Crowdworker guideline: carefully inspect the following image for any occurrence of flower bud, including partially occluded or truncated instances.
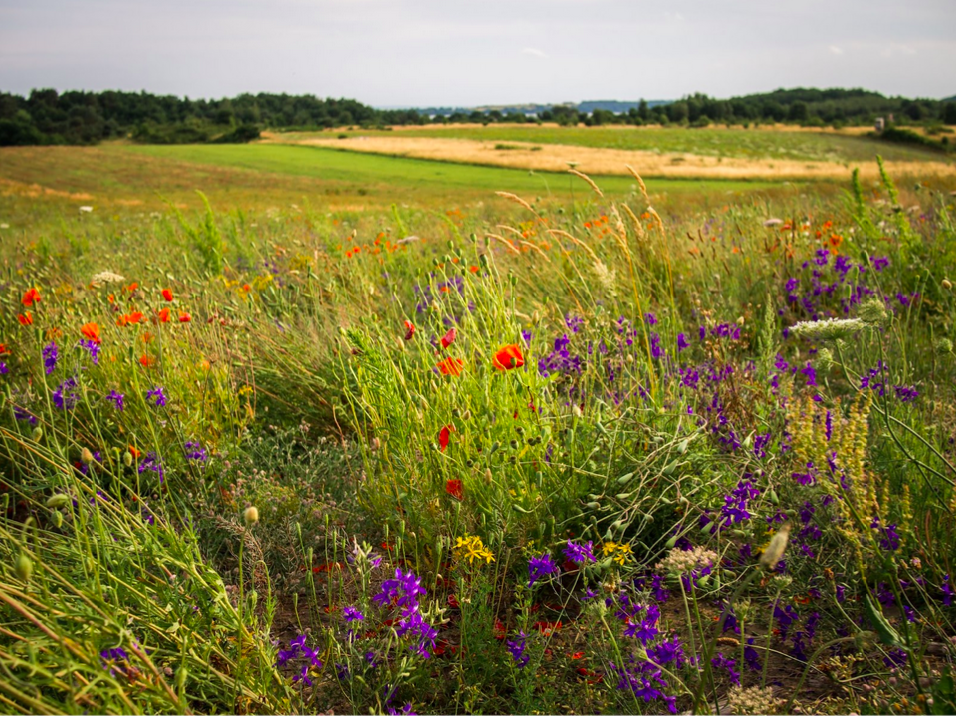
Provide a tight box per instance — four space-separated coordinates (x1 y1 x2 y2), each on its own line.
942 279 952 290
15 553 33 582
80 448 94 464
46 494 70 509
32 427 43 441
243 506 259 526
123 451 133 467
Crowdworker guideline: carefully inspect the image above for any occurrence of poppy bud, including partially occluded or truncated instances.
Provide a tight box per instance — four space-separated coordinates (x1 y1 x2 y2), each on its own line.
32 427 43 441
123 451 133 467
243 506 259 526
943 279 952 291
572 405 583 418
80 448 94 464
52 511 63 528
15 553 33 582
46 494 70 509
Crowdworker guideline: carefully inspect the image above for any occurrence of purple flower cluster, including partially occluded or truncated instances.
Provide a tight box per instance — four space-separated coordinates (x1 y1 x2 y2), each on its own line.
52 376 78 410
609 654 677 713
275 633 323 685
711 651 740 685
563 539 595 565
138 452 165 482
784 248 874 320
871 516 901 551
43 341 58 375
100 647 131 677
184 441 208 462
78 339 99 364
528 553 559 587
506 631 529 668
373 568 437 658
719 479 760 528
146 386 167 407
106 390 124 411
537 334 583 377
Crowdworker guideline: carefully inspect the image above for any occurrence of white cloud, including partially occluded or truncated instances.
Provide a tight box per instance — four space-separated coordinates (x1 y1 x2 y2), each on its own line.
521 47 547 58
829 45 843 55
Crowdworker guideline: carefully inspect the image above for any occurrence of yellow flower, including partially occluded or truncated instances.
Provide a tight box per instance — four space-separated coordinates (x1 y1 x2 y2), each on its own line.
602 541 632 565
454 535 495 565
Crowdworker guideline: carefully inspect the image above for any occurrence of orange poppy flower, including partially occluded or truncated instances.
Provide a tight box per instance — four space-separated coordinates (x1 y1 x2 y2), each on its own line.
0 344 8 355
139 354 155 368
21 288 41 306
445 479 463 500
492 344 524 371
129 445 141 458
125 282 138 293
80 322 101 344
404 320 415 340
469 265 480 273
178 311 191 323
18 312 33 326
157 308 170 323
161 288 173 302
242 284 251 292
437 357 464 376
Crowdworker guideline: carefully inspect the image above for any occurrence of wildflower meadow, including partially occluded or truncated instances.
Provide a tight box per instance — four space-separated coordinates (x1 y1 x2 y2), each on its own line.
1 151 955 716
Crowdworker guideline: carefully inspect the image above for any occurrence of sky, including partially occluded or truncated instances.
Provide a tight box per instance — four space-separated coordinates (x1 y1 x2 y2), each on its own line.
1 0 954 107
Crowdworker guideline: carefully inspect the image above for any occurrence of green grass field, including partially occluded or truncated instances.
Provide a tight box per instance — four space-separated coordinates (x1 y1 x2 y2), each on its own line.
284 124 950 163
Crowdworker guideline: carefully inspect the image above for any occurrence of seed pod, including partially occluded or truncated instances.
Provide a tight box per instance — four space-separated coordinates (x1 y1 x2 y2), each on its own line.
15 553 33 582
617 473 634 485
585 502 601 510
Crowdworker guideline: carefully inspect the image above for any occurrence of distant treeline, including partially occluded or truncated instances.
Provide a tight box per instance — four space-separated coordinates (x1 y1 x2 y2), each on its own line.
1 87 954 146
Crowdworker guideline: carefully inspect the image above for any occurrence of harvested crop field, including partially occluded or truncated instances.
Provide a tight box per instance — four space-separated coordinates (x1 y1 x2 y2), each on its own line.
265 133 956 181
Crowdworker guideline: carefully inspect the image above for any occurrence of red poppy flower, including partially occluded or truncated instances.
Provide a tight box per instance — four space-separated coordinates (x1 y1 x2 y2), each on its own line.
242 284 251 292
178 311 191 323
493 619 506 640
125 282 138 293
445 479 463 500
447 594 460 608
157 308 170 323
493 344 524 371
80 322 101 344
438 425 453 452
440 327 457 349
161 288 173 301
437 357 464 376
139 354 155 368
534 620 562 636
21 288 41 306
0 344 8 355
570 651 585 660
404 320 415 340
18 312 33 326
129 445 141 458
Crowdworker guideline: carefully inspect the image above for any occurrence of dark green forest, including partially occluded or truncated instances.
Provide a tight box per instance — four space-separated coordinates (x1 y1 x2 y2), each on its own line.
1 86 954 146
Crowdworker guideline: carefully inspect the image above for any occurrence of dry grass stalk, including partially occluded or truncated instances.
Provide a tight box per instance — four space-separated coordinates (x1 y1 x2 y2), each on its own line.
486 233 521 254
567 169 604 197
546 228 599 262
625 165 650 203
621 203 647 243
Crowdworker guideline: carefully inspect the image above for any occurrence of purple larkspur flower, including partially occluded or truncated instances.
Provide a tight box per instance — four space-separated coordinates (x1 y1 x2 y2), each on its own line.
43 341 58 375
146 386 167 407
106 390 124 411
528 553 559 587
564 539 595 565
184 441 207 462
343 606 364 623
78 339 100 365
506 631 529 668
52 376 78 410
677 332 689 352
100 647 131 676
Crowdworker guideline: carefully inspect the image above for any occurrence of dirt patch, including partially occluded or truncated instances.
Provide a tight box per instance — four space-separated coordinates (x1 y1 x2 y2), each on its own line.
263 135 956 182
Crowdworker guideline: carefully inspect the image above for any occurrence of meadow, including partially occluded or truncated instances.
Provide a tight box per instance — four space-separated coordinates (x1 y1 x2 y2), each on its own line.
0 136 955 715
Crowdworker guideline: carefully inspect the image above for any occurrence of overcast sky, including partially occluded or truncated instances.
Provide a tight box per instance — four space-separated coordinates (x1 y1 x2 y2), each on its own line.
1 0 954 107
